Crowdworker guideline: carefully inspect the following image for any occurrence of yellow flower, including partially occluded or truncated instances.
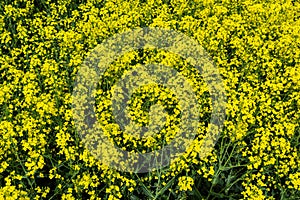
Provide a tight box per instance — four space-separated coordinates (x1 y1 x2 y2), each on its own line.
178 176 194 191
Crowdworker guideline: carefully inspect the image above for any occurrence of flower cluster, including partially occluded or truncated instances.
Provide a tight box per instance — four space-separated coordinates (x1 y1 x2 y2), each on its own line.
0 0 299 199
